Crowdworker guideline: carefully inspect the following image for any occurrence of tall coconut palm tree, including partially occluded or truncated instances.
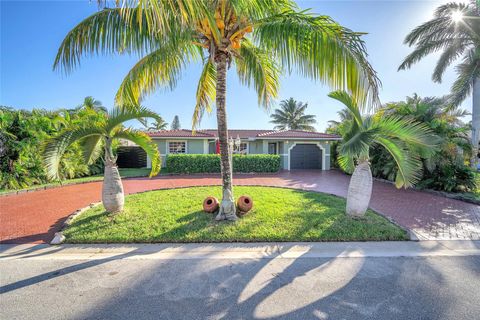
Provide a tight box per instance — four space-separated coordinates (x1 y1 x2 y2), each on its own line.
148 117 168 131
328 91 437 217
398 0 480 168
43 107 161 213
270 98 317 131
53 1 380 220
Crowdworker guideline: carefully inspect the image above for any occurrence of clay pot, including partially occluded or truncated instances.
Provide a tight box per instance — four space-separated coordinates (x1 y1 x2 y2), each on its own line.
203 196 219 213
237 195 253 214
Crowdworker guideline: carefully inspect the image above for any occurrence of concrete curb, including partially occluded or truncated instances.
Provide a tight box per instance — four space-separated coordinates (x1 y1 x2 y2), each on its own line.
3 241 480 260
50 202 102 245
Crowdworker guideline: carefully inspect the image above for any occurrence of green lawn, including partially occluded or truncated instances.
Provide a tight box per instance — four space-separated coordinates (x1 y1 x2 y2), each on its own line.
64 186 408 243
0 168 155 194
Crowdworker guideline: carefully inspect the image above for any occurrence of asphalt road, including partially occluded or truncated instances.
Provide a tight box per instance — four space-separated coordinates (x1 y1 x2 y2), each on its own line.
1 245 479 320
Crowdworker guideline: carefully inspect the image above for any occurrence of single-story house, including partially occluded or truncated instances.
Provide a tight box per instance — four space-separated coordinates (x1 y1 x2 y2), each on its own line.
142 129 341 170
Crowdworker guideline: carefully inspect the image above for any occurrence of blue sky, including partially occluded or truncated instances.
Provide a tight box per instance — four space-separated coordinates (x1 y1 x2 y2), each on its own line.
0 0 468 131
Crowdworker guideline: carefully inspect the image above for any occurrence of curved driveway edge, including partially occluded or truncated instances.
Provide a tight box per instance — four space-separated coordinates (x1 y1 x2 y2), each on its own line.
1 170 479 243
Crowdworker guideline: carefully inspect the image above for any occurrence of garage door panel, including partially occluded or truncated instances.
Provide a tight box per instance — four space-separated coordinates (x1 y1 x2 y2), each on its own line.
290 144 322 169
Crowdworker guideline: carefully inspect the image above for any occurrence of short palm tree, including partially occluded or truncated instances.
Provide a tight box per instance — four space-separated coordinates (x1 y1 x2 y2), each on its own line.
76 96 108 113
398 1 480 167
270 98 317 131
43 107 161 213
328 91 437 217
53 1 380 220
148 117 168 131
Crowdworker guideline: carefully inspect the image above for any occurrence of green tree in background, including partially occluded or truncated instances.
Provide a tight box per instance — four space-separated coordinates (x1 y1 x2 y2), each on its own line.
399 1 480 168
270 98 317 131
148 117 168 131
170 115 181 130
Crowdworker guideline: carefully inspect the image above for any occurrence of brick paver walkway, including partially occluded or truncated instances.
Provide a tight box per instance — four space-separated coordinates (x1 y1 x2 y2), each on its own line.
1 170 479 243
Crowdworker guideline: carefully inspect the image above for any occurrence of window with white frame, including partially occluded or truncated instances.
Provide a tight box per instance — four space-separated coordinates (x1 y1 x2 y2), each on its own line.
168 141 186 154
234 142 248 154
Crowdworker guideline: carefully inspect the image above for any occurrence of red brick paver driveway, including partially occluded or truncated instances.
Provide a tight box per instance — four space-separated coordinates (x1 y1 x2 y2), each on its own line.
1 170 479 243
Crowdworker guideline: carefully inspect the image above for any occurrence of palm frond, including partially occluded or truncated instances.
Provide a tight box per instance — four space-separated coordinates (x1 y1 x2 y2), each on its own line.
106 107 161 133
432 39 468 82
337 152 355 174
43 127 103 180
450 49 480 105
375 137 423 188
373 116 438 152
235 39 281 108
192 59 216 129
115 43 199 106
82 135 103 165
255 10 380 108
53 8 156 73
113 129 161 177
327 91 363 126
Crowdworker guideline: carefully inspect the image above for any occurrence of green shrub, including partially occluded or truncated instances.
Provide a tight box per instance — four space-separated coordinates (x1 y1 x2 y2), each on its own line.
166 154 281 174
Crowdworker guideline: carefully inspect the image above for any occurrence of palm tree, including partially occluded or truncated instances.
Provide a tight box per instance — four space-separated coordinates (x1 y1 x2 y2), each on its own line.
270 98 317 131
76 96 108 113
43 107 161 213
328 91 437 217
148 117 168 131
398 0 480 168
170 115 181 130
53 1 380 220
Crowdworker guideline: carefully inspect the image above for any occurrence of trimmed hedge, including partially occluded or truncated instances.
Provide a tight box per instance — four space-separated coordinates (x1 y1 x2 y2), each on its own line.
166 154 281 174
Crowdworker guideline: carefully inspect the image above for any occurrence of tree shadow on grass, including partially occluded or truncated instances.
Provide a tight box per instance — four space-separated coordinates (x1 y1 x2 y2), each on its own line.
64 187 406 243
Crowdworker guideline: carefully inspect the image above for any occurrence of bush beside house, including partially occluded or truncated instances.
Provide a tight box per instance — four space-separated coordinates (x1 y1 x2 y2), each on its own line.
166 154 281 174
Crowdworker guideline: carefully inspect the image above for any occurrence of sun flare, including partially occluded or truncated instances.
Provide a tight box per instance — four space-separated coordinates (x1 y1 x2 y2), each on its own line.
451 10 464 22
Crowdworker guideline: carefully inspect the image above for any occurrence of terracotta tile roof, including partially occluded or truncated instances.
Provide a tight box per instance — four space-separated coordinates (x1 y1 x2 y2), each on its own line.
258 130 341 139
147 129 214 137
202 129 273 139
147 129 340 140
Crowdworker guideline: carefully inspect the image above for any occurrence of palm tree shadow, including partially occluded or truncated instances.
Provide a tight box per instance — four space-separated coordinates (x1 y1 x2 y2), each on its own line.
3 242 476 319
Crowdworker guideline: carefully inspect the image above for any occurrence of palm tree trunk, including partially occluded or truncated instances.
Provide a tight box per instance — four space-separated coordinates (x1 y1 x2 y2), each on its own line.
470 76 480 168
214 51 237 221
102 138 124 213
346 160 373 217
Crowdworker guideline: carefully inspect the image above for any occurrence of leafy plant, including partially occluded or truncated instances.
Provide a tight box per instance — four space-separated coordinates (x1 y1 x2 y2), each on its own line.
166 154 280 174
371 94 476 192
0 106 105 190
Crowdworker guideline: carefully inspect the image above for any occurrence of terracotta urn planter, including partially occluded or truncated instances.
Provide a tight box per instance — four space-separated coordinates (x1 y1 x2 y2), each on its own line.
237 195 253 214
203 196 219 213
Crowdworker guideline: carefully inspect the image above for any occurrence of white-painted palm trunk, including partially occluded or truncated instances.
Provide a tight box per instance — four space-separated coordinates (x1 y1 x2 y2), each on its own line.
102 139 124 213
471 76 480 168
102 160 124 213
346 161 373 217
